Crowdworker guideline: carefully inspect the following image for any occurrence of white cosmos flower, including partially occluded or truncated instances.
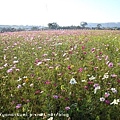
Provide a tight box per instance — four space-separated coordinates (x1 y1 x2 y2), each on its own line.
111 88 117 93
110 99 120 105
94 86 100 94
89 76 96 80
30 83 34 87
22 83 26 86
70 78 77 84
102 73 109 79
36 61 42 66
18 77 22 81
100 97 105 102
63 53 67 57
17 84 22 89
47 117 53 120
14 56 17 59
4 63 8 67
23 76 27 78
13 60 19 64
81 80 86 82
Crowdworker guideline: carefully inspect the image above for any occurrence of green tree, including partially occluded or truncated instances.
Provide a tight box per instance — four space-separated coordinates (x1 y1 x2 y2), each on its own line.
31 26 39 31
48 22 59 29
80 21 88 28
97 24 102 29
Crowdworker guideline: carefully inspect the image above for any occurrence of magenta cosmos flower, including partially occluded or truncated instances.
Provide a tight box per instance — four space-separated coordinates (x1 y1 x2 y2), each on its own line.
117 79 120 83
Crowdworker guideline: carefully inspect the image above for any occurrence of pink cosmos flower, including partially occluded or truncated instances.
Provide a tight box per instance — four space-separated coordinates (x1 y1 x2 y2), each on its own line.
35 90 41 94
105 92 110 98
88 81 94 84
108 62 113 68
65 106 70 110
84 86 88 90
45 80 51 85
111 74 117 78
42 54 47 57
7 68 13 73
35 59 42 66
35 59 40 63
105 55 109 61
53 95 59 99
78 68 83 72
16 104 22 109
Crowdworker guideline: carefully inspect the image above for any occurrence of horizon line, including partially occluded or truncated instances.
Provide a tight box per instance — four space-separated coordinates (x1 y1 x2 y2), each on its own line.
0 22 120 26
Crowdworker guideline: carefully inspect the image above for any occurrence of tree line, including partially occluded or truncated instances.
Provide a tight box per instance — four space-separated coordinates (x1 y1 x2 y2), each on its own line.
0 21 120 33
48 22 120 30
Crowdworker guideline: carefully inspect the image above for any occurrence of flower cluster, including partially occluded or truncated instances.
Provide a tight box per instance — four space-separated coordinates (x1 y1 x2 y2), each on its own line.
0 30 120 119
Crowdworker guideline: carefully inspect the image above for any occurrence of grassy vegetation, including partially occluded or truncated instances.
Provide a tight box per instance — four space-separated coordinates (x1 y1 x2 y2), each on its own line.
0 30 120 120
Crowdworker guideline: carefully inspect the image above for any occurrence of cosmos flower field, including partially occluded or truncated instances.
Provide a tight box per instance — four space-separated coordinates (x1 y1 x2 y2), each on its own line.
0 30 120 120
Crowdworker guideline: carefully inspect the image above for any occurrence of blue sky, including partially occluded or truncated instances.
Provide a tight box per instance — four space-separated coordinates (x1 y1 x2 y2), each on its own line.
0 0 120 26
